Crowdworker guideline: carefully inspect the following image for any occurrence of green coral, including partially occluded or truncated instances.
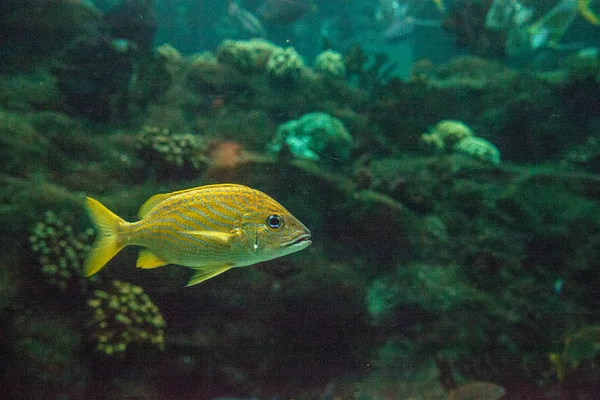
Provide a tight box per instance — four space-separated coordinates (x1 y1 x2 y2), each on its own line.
216 38 280 72
266 46 306 82
314 50 346 79
421 119 473 152
268 112 353 163
421 120 500 165
29 211 96 291
454 136 501 165
87 280 166 355
136 125 208 175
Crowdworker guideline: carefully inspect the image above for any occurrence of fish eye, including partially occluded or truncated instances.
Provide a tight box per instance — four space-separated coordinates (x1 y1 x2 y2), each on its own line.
266 214 284 229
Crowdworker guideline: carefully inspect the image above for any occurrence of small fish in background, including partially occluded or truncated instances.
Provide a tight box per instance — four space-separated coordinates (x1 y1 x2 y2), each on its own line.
228 0 266 38
258 0 316 24
527 0 580 49
485 0 533 31
506 0 599 54
84 184 311 287
381 0 443 42
382 1 415 41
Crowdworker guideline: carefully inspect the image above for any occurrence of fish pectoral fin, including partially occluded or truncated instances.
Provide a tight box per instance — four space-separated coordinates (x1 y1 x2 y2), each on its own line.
186 265 233 287
137 250 169 269
180 230 237 245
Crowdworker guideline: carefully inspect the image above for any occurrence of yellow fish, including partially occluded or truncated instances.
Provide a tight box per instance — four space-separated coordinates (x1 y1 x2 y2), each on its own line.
84 184 311 286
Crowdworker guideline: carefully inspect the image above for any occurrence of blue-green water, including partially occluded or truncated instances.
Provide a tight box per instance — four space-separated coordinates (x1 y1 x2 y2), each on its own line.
1 0 600 398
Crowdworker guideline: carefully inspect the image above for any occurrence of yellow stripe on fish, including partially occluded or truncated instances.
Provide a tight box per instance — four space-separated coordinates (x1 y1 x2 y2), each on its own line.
84 184 311 286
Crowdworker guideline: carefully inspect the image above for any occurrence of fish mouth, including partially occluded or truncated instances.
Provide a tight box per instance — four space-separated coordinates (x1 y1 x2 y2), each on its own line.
283 233 312 248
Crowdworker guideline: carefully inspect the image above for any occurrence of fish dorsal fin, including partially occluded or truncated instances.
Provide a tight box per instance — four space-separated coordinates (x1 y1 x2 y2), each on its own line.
137 184 251 219
138 193 172 219
137 249 169 269
186 264 233 286
180 230 237 245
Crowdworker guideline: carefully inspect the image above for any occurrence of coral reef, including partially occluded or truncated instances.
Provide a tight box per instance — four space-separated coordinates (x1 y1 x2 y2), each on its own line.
2 28 600 398
29 211 96 291
87 280 165 356
268 112 353 163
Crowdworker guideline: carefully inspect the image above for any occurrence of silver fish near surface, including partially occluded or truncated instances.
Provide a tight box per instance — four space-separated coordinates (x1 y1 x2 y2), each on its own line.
258 0 315 24
228 0 266 37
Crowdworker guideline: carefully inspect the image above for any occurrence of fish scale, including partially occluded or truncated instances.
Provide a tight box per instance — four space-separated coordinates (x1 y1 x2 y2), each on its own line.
83 184 311 286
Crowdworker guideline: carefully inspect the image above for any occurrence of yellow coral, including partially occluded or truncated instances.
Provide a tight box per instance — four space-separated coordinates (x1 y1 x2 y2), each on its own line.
30 211 96 291
87 280 166 355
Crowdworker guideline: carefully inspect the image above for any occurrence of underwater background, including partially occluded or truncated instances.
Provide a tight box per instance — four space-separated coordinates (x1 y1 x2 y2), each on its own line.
1 0 600 398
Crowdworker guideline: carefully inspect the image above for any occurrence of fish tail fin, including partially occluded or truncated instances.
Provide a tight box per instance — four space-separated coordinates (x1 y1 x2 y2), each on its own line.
84 196 127 277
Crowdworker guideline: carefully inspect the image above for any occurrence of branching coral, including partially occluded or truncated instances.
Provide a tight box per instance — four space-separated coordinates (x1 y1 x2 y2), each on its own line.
87 280 165 355
30 211 168 357
29 211 96 291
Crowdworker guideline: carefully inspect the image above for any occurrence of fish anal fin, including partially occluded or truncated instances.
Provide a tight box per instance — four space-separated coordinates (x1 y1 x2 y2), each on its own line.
186 265 232 287
137 249 169 269
181 230 237 245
